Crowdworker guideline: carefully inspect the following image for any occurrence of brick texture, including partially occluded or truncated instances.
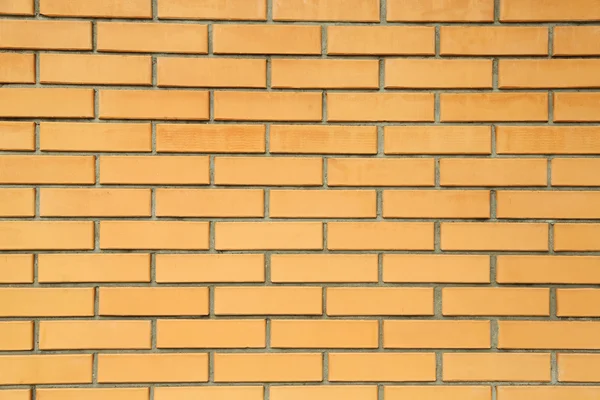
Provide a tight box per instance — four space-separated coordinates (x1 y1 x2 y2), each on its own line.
0 0 597 396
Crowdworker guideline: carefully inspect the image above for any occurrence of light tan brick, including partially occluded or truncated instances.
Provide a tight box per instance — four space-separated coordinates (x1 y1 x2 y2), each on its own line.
327 288 434 316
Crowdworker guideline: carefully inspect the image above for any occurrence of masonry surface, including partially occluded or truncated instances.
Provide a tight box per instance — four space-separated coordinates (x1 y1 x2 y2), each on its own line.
0 0 600 399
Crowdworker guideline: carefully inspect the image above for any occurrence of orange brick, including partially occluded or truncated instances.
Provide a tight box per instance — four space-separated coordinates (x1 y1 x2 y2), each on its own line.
40 0 150 17
443 288 550 316
155 387 262 400
38 254 150 283
327 26 435 55
41 122 151 152
498 191 600 219
501 0 600 21
384 126 491 154
271 386 377 400
552 158 600 186
0 322 33 351
37 388 149 400
99 90 209 120
329 353 436 382
0 355 92 385
554 26 600 56
498 126 600 154
156 254 265 283
0 288 94 317
0 189 34 217
328 93 434 122
440 158 547 186
156 189 263 217
271 320 378 348
442 222 548 251
0 390 30 400
158 58 266 88
499 321 600 349
557 289 600 317
0 221 94 250
385 387 491 400
159 0 266 19
100 156 209 185
157 319 265 348
41 54 151 85
100 221 209 250
0 20 91 50
215 287 322 315
40 320 151 350
386 59 492 89
214 25 320 54
328 158 434 186
97 22 207 53
327 287 434 316
214 353 322 382
215 157 322 185
216 222 322 250
271 254 378 283
497 255 600 284
443 353 551 382
0 255 33 284
41 188 151 217
274 0 379 21
0 0 33 15
0 53 34 83
270 190 376 218
440 27 548 55
384 190 490 218
215 91 321 121
558 354 600 382
270 125 377 154
272 59 378 89
99 287 208 316
554 223 600 251
384 320 490 349
0 155 94 184
0 122 34 151
441 93 548 122
98 354 208 383
500 60 600 89
497 386 600 400
383 255 490 283
0 88 94 118
157 124 265 153
328 222 434 251
554 93 600 122
388 0 493 21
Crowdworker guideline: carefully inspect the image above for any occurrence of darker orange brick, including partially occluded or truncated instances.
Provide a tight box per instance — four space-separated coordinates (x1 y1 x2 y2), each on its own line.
384 126 491 154
388 0 494 21
0 88 94 118
157 124 265 153
0 53 34 83
214 25 321 55
328 93 434 122
440 93 548 122
272 59 379 89
499 60 600 88
215 92 322 121
386 59 492 89
274 0 379 21
270 125 377 154
554 93 600 122
327 26 435 55
497 126 600 154
501 0 600 21
440 26 548 55
158 0 266 20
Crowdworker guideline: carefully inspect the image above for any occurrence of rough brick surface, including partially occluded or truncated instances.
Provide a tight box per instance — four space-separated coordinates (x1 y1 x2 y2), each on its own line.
0 0 598 397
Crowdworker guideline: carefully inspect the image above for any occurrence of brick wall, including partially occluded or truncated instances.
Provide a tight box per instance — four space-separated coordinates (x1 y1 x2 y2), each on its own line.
1 0 600 399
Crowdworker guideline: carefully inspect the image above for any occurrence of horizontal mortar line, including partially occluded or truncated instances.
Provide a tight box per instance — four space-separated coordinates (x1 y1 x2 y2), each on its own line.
2 250 600 255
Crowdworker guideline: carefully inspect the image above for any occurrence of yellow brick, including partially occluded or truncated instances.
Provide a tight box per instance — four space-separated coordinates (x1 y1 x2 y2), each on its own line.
39 320 151 350
155 254 265 283
157 319 265 348
156 189 263 217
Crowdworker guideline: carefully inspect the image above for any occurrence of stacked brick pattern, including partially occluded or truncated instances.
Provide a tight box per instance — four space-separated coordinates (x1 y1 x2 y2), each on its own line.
1 0 600 399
